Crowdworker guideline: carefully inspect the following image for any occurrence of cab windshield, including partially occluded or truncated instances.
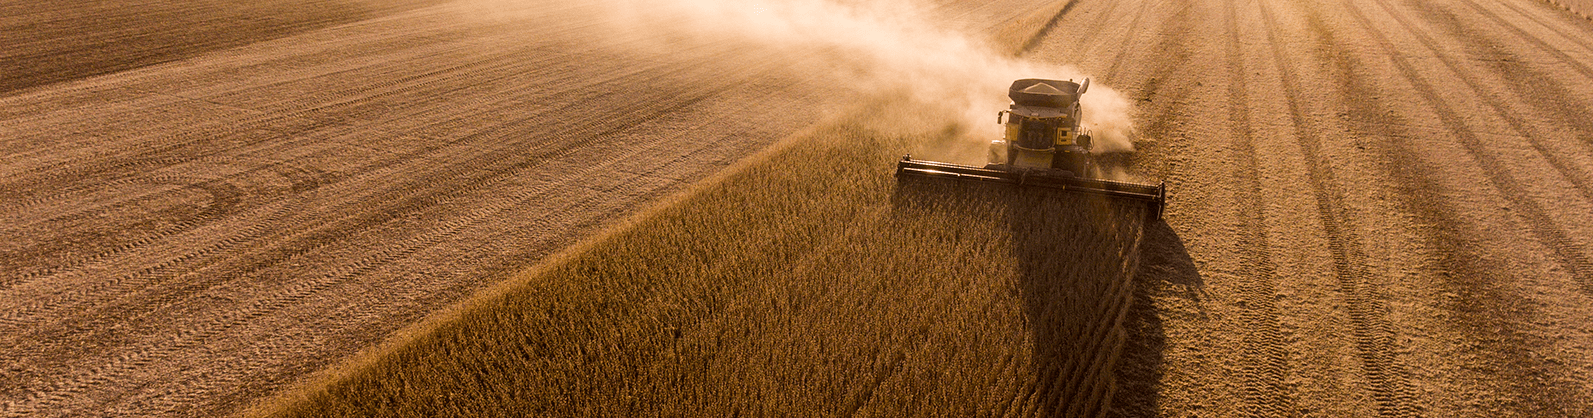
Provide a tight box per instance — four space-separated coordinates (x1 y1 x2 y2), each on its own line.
1011 115 1063 149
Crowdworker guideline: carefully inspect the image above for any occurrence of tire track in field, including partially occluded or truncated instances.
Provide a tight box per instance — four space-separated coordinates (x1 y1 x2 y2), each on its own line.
7 55 807 415
1224 0 1295 415
1368 0 1593 266
0 117 303 225
2 94 529 311
1071 0 1193 185
1021 0 1126 61
0 119 276 211
1 176 244 270
1102 0 1158 83
0 18 500 174
1397 0 1593 293
0 38 749 324
1125 0 1196 178
14 150 651 414
1257 2 1420 416
0 36 486 198
0 42 777 376
0 42 527 218
1492 0 1593 55
1408 0 1593 157
0 19 455 123
0 161 334 291
1 64 756 370
209 42 531 117
1411 8 1593 207
1330 0 1587 414
1454 0 1593 80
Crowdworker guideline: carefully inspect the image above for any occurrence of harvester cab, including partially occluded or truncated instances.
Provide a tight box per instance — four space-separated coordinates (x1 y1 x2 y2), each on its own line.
896 78 1168 220
991 78 1093 176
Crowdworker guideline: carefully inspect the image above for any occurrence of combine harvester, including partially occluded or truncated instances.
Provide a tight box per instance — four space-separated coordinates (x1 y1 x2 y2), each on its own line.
896 78 1167 219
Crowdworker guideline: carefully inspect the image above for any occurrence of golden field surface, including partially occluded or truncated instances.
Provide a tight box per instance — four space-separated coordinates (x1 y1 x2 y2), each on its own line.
5 0 1593 416
257 114 1153 416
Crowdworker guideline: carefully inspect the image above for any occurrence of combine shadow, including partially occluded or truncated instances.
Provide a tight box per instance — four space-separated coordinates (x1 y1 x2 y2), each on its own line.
891 175 1200 417
1108 220 1202 417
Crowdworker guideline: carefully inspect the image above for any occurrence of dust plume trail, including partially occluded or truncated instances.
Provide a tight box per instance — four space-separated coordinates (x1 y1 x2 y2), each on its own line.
469 0 1137 158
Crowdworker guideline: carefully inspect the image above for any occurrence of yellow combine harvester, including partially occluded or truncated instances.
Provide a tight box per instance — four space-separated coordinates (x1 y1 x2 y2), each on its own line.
896 78 1167 219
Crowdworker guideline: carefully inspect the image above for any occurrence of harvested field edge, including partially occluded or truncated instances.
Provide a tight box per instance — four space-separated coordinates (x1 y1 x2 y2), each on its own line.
992 0 1078 57
245 98 1151 416
238 114 831 417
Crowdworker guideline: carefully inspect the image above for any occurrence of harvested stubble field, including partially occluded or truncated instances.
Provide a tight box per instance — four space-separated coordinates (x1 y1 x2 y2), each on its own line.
0 0 437 95
256 109 1153 417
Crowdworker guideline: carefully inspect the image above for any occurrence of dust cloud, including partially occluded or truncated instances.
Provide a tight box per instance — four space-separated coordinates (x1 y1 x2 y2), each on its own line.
468 0 1138 159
